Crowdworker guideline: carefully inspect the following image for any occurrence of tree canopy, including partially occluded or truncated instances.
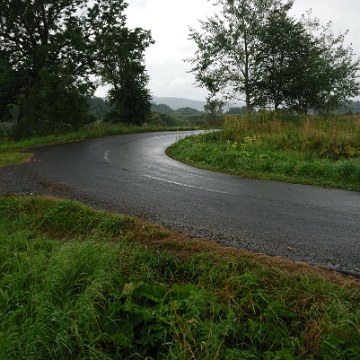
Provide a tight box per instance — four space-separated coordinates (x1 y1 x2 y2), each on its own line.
0 0 154 137
187 0 292 112
187 0 360 114
151 103 175 114
174 107 200 115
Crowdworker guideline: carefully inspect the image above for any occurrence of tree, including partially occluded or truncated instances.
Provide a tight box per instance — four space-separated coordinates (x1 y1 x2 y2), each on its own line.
104 61 152 125
305 18 360 114
186 0 293 112
0 55 25 123
87 96 112 121
253 11 360 114
150 112 177 126
0 0 153 137
19 67 95 136
89 5 154 125
252 11 318 113
187 1 359 115
204 97 224 124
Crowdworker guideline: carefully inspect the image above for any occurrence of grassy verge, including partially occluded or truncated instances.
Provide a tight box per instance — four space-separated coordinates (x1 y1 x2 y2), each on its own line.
0 123 199 166
0 151 33 166
1 195 360 359
167 114 360 191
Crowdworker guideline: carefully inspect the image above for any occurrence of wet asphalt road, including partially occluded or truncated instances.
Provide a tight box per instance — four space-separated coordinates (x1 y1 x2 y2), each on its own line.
18 131 360 275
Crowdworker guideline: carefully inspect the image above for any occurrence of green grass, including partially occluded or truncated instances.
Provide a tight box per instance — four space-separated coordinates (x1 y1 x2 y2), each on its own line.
0 123 199 166
1 195 360 359
167 114 360 191
0 151 33 166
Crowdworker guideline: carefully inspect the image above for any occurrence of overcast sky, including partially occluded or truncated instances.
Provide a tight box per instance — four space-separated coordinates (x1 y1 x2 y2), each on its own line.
95 0 360 101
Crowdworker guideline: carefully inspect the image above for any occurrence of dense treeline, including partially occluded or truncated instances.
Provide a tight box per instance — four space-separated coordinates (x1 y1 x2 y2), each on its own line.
0 97 220 139
151 103 200 115
150 103 207 126
88 97 112 120
226 106 247 115
151 103 174 114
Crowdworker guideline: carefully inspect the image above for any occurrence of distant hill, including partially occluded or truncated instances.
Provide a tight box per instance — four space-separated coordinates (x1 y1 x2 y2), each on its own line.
152 96 246 112
152 97 207 112
349 100 360 114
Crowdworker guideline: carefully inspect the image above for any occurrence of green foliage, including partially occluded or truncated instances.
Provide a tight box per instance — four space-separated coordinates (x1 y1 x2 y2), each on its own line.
226 106 247 115
0 196 360 358
103 55 153 126
0 57 26 121
276 10 360 114
87 97 112 121
253 12 318 113
320 314 360 359
149 105 207 127
174 107 201 116
151 103 203 115
0 0 153 137
16 67 95 138
222 113 360 161
151 103 175 114
187 0 359 114
168 113 360 190
150 111 177 126
186 0 294 112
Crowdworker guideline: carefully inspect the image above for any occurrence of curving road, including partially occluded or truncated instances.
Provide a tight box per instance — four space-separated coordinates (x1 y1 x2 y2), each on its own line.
25 131 360 275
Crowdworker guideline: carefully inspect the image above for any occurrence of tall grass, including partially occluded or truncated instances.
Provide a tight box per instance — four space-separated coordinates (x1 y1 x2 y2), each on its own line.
222 112 360 159
167 113 360 190
1 195 360 359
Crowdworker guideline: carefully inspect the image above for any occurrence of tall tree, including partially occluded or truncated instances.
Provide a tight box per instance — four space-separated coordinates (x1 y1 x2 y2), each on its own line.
187 1 359 115
253 10 360 114
307 20 360 114
0 0 153 137
186 0 293 112
252 11 318 113
85 1 154 125
104 64 152 125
